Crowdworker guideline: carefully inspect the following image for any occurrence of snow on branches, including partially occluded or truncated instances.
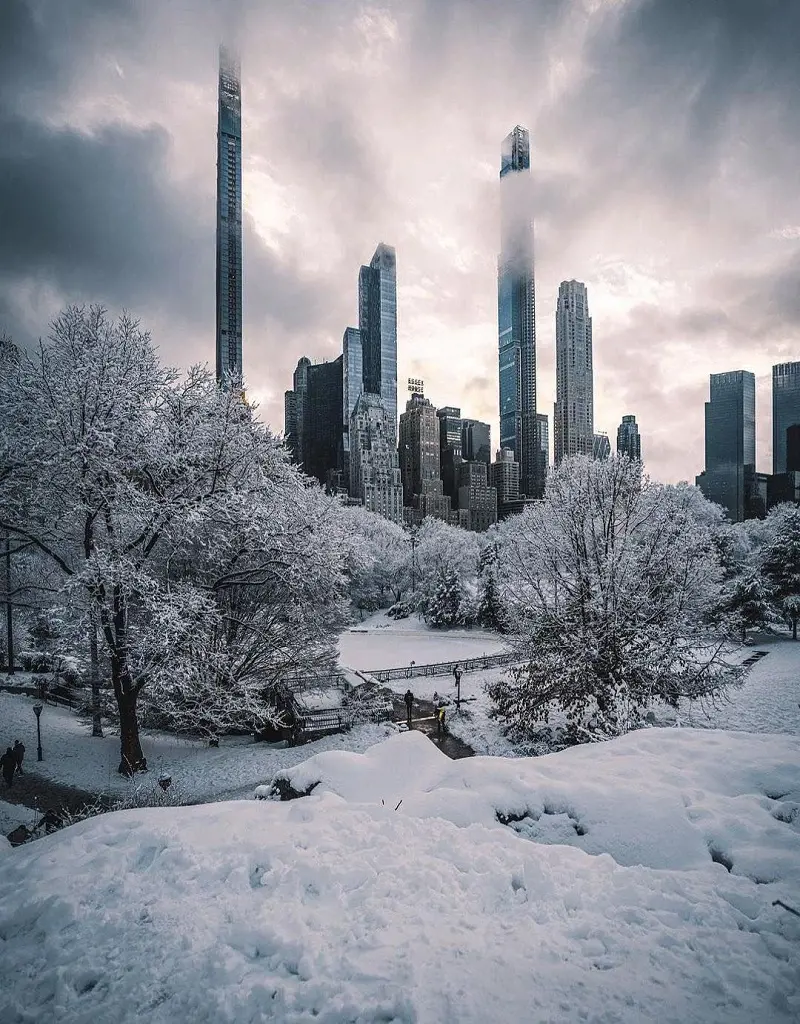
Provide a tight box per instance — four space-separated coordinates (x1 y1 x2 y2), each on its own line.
0 307 347 770
489 456 742 741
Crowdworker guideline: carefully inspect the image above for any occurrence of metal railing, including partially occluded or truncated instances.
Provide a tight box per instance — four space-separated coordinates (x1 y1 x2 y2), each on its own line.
366 650 517 684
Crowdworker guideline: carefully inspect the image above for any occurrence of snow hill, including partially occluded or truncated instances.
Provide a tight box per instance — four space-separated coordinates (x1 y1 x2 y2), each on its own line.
1 728 798 1023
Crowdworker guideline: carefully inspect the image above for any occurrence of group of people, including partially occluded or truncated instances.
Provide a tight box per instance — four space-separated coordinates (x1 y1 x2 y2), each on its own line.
403 664 463 737
1 740 25 787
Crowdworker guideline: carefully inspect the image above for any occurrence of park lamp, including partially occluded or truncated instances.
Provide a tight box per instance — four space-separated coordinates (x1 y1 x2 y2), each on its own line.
33 702 43 761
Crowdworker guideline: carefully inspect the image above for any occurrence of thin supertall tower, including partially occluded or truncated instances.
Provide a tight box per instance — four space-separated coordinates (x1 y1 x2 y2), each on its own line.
215 45 243 383
554 280 594 464
498 126 540 497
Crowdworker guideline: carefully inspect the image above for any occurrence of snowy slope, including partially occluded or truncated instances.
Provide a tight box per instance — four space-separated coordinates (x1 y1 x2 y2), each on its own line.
1 730 798 1023
0 691 398 802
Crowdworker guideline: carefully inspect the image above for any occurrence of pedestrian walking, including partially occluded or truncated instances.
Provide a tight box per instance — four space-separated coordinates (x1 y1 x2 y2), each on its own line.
12 739 25 775
1 747 15 788
404 689 414 729
436 705 446 737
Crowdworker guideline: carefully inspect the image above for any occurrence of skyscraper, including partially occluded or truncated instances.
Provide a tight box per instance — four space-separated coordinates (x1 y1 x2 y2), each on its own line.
773 362 800 475
349 393 404 524
437 406 462 501
696 370 756 522
593 433 611 460
304 358 343 486
617 414 641 460
359 244 398 438
461 419 491 465
398 392 442 505
342 327 363 480
215 46 243 383
535 412 549 487
498 126 540 497
284 356 310 465
490 448 520 508
554 280 594 465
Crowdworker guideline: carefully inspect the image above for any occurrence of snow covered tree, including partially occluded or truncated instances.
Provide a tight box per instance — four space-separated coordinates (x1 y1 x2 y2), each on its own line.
415 517 480 606
340 507 410 612
425 567 463 628
760 503 800 639
489 456 741 741
0 306 346 772
476 543 507 632
713 523 772 641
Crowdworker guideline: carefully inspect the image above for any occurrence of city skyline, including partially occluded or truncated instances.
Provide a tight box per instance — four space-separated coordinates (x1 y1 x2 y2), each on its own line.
1 2 798 486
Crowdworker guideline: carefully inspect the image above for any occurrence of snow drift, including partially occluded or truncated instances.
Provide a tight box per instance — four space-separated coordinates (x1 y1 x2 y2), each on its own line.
1 730 798 1023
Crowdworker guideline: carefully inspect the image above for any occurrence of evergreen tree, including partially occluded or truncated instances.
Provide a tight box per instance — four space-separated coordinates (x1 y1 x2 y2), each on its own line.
476 545 507 632
426 567 463 628
761 503 800 639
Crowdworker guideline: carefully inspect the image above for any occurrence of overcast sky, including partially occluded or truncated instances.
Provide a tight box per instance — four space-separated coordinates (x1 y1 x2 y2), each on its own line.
1 0 798 482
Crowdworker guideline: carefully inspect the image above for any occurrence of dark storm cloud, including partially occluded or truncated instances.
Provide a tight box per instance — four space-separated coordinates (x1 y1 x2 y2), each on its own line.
0 0 798 480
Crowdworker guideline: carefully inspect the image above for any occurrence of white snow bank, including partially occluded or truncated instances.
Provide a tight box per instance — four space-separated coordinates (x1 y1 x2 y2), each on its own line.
272 729 800 889
1 779 798 1022
0 799 39 839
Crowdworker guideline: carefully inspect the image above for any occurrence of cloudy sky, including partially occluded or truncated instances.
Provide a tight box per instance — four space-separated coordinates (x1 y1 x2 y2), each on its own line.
1 0 798 482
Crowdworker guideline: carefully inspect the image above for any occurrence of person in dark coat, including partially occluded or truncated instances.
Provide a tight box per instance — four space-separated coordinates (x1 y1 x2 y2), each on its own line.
13 739 25 775
404 689 414 728
1 747 15 788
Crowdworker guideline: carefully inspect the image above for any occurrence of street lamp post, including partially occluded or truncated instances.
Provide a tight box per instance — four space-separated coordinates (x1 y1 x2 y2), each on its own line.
33 702 43 761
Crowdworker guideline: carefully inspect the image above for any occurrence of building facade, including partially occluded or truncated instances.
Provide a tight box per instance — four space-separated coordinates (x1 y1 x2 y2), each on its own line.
535 412 549 491
215 46 243 383
554 280 594 465
304 358 343 486
773 362 800 475
342 327 363 480
593 433 611 460
284 356 310 465
617 414 641 460
461 419 491 465
359 244 398 440
349 393 403 524
398 392 441 505
457 461 498 532
696 370 757 522
490 448 520 511
437 406 462 501
498 126 541 498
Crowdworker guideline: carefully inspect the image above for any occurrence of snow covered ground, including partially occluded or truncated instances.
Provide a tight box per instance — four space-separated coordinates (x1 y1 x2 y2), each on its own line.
0 799 38 838
338 610 507 670
0 691 398 804
414 636 800 757
1 728 798 1023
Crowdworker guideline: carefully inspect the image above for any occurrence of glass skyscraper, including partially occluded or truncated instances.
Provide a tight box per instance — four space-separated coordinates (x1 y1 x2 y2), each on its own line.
342 327 363 479
773 362 800 475
617 414 641 460
554 281 594 465
498 126 540 497
697 370 756 522
359 244 397 439
215 46 243 383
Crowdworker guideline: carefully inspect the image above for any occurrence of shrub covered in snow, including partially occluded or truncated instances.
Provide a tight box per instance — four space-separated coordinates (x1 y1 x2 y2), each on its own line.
491 456 742 741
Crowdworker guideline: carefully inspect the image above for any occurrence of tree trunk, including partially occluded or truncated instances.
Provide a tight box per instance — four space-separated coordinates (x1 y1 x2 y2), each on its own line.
117 687 146 776
793 616 797 641
4 530 13 675
89 605 103 737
